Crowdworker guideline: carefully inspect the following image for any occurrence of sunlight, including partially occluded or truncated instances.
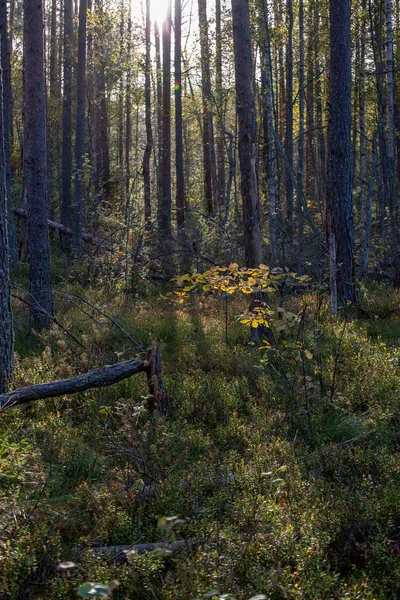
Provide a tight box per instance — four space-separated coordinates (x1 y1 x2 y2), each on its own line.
150 0 170 27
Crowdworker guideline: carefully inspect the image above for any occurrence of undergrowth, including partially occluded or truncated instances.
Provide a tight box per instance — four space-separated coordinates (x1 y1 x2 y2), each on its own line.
1 279 400 599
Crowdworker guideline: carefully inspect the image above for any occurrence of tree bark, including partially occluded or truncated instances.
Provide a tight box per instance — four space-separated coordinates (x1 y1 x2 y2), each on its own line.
296 0 305 254
326 0 355 309
23 0 54 327
0 53 13 394
231 0 263 267
175 0 185 230
285 0 294 250
0 0 17 270
143 0 153 227
159 2 172 242
14 206 111 248
215 0 225 206
0 344 166 413
61 0 73 254
261 0 277 263
73 0 87 259
198 0 218 213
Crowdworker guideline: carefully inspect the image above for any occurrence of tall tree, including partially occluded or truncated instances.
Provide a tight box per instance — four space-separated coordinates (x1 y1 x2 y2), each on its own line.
143 0 152 227
47 0 59 221
93 0 110 200
198 0 217 213
385 0 399 274
326 0 355 310
61 0 73 253
231 0 263 267
0 0 17 270
261 0 277 263
23 0 54 327
175 0 185 230
73 0 87 258
285 0 294 249
0 55 13 393
296 0 305 251
215 0 225 206
159 2 172 241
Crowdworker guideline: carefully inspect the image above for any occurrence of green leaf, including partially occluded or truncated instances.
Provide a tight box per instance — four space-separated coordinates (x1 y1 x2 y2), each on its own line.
77 582 119 599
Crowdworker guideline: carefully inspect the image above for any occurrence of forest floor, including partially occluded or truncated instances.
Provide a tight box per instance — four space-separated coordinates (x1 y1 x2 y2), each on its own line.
1 275 400 599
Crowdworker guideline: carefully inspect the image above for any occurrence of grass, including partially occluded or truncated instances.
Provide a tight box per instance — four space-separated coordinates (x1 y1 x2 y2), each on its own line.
1 279 400 599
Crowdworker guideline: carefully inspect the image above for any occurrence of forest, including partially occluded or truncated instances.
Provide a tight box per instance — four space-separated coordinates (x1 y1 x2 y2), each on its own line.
1 0 400 597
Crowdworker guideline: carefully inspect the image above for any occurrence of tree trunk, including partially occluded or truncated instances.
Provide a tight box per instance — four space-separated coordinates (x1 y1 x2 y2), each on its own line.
0 0 17 271
359 0 368 244
285 0 294 250
296 0 305 254
261 0 277 263
231 0 263 268
158 2 172 241
175 0 185 230
215 0 225 206
47 0 59 221
326 0 355 309
61 0 73 254
155 22 163 213
143 0 153 227
93 0 110 201
198 0 218 213
0 54 13 393
125 11 131 202
385 0 399 275
23 0 54 327
73 0 87 259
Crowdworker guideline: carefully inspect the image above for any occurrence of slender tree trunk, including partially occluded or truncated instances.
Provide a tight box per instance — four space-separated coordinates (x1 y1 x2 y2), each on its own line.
175 0 185 230
215 0 225 206
0 0 17 270
296 0 305 253
47 0 58 221
327 0 355 309
61 0 73 253
159 1 172 241
231 0 263 267
72 0 87 259
93 0 110 201
198 0 215 214
359 0 368 243
305 0 316 204
385 0 399 275
361 132 378 279
143 0 153 228
23 0 54 327
8 0 15 149
0 54 13 393
155 22 163 217
261 0 277 263
285 0 294 250
125 11 131 201
118 0 124 169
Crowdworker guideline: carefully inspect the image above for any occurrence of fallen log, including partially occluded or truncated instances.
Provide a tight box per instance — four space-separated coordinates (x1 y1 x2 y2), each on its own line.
0 343 167 413
13 207 112 249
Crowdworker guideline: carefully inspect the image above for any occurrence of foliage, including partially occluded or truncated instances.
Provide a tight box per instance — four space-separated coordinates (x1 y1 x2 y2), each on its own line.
2 280 400 598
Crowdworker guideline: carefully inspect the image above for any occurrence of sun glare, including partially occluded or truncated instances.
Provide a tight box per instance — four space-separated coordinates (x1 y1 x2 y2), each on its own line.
150 0 170 27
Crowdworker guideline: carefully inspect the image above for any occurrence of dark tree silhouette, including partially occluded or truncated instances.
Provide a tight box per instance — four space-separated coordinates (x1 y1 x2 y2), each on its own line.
23 0 54 327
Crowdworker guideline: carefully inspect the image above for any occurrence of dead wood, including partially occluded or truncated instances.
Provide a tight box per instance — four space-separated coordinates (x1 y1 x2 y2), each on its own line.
0 344 167 412
13 207 112 249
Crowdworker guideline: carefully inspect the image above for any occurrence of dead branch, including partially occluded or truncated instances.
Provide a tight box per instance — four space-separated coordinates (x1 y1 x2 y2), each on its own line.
13 207 112 249
0 344 167 412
